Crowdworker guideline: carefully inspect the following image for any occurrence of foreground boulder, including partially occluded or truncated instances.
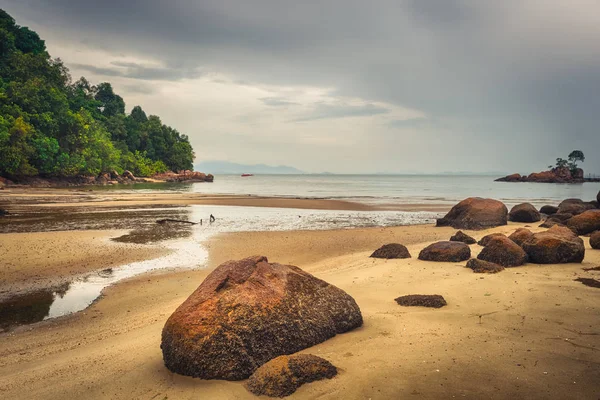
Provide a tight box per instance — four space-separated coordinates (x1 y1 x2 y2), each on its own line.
449 231 476 244
161 256 362 380
522 226 585 264
418 241 470 262
370 243 411 259
540 205 559 215
508 228 534 247
246 354 337 397
436 197 508 230
590 231 600 249
567 210 600 235
394 294 447 308
508 203 541 223
478 233 507 247
466 259 504 273
477 236 528 267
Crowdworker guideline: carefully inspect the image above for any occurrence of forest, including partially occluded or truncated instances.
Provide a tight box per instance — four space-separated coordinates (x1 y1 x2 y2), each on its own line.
0 9 195 179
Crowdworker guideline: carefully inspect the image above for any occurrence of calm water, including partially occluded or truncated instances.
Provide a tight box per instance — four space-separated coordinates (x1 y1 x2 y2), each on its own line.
95 174 600 208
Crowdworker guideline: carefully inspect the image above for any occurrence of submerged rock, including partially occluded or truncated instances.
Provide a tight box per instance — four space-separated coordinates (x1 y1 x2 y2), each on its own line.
477 236 528 267
508 203 541 223
370 243 411 259
477 233 507 247
418 241 471 262
160 256 362 380
246 354 337 397
590 231 600 249
394 294 447 308
466 259 505 273
449 231 477 245
508 228 534 247
436 197 508 230
567 210 600 235
522 226 585 264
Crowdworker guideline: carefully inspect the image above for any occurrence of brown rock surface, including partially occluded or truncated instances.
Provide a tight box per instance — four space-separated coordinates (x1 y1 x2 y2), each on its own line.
477 236 528 267
508 203 541 222
418 241 471 262
540 205 559 215
558 198 595 216
394 294 447 308
160 256 363 380
567 210 600 235
246 354 337 397
590 231 600 249
508 228 534 247
522 226 585 264
466 259 505 273
436 197 508 230
449 231 477 245
370 243 411 259
477 233 507 247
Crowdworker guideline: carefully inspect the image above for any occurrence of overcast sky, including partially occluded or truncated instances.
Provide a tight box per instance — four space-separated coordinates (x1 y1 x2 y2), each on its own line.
4 0 600 174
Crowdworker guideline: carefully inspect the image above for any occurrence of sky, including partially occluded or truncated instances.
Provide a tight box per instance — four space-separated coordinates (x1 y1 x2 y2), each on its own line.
3 0 600 174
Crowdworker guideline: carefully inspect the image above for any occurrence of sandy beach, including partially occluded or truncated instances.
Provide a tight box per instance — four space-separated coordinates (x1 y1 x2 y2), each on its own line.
0 197 599 399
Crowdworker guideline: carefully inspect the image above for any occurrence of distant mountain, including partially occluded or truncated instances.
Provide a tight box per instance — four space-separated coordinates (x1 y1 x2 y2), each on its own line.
195 161 304 174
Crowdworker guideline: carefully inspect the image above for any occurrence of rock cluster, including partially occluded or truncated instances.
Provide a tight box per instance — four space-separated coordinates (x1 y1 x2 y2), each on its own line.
436 197 508 230
370 243 411 259
508 228 534 247
495 167 592 183
153 170 214 182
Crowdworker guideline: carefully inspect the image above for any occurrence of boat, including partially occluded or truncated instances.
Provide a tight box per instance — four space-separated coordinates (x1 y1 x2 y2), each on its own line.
241 173 254 177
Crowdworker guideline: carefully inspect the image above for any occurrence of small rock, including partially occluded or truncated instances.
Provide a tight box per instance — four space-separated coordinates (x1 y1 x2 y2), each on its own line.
394 294 447 308
466 259 505 273
477 236 528 267
449 231 477 245
370 243 411 259
590 231 600 249
418 241 471 262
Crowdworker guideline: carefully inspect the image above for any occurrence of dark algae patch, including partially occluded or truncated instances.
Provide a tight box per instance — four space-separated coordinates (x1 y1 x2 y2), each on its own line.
575 278 600 288
395 294 447 308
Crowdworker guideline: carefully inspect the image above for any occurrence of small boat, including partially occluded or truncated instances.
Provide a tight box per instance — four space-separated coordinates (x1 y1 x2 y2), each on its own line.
241 173 254 177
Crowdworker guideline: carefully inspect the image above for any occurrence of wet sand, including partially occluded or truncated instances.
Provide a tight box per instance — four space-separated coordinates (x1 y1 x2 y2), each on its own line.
1 222 599 399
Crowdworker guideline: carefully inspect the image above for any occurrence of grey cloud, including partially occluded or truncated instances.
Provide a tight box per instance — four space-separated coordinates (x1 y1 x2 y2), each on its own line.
71 61 202 81
294 103 390 122
259 97 299 107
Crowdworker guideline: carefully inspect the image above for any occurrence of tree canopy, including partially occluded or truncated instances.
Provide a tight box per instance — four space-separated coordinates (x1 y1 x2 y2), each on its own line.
548 150 585 173
0 9 195 178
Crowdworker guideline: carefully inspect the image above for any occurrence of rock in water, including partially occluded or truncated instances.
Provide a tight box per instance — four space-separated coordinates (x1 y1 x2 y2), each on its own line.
477 233 507 247
449 231 477 244
418 241 471 262
567 210 600 235
540 205 559 215
477 236 528 267
522 226 585 264
466 259 505 273
394 294 447 308
590 231 600 249
508 228 534 247
508 203 541 222
160 256 362 380
436 197 508 230
370 243 411 259
246 354 337 397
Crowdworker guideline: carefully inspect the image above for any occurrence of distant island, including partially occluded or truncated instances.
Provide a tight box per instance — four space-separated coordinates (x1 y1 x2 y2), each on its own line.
195 161 304 175
0 10 201 186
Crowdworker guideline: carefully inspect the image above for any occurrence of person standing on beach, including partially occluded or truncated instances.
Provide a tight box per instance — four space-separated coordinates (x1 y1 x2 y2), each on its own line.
210 214 216 223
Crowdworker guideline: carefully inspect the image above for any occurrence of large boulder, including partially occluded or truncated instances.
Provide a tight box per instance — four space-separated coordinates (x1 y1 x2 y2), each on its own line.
508 228 534 247
540 205 559 215
161 256 362 380
495 173 523 182
558 198 595 216
370 243 411 259
466 259 504 273
567 210 600 235
449 231 477 244
246 354 337 397
477 236 528 267
590 231 600 249
436 197 508 230
508 203 541 222
418 241 471 262
478 233 507 247
522 226 585 264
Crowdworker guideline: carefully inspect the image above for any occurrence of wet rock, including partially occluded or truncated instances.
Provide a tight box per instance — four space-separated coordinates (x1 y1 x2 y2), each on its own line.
477 233 507 247
394 294 447 308
508 228 534 247
418 241 471 262
160 256 362 380
436 197 508 230
508 203 541 223
370 243 411 259
540 205 559 215
522 225 585 264
567 210 600 235
590 231 600 249
477 236 528 267
246 354 337 397
558 198 595 216
466 259 505 273
495 173 523 182
449 231 476 245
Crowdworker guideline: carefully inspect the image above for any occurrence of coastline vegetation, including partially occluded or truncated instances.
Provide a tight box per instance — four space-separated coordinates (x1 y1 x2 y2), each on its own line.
0 9 194 180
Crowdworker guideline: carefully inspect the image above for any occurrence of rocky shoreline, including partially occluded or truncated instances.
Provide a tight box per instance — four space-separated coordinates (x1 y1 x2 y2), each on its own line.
496 166 600 183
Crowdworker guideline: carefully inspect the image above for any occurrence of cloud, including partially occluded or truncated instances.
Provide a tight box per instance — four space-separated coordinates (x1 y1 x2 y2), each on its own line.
293 102 390 122
259 97 299 107
70 61 202 81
